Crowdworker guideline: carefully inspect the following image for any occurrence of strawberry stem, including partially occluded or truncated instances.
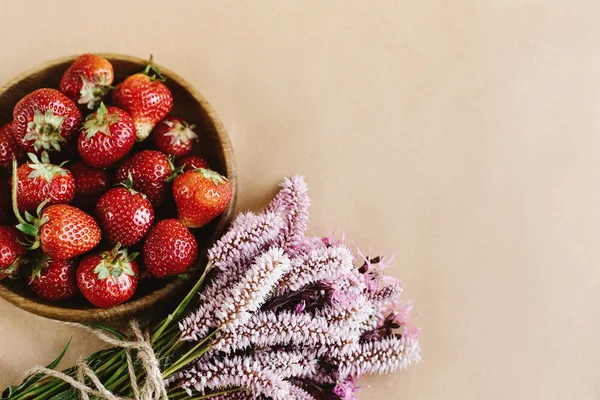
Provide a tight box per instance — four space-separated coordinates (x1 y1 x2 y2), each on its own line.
164 156 184 183
142 54 167 82
11 159 27 227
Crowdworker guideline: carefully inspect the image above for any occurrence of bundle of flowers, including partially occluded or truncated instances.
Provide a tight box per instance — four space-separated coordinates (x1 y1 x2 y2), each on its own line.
3 176 420 400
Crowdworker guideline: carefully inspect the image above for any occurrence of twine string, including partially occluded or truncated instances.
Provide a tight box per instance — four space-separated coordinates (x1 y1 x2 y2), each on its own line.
23 321 167 400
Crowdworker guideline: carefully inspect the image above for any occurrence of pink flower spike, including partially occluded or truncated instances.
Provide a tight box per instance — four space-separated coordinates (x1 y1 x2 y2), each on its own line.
333 377 361 400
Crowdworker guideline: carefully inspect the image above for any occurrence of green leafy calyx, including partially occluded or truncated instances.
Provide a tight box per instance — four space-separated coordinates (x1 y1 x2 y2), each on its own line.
23 109 66 152
79 73 112 110
163 120 198 146
94 246 137 281
26 152 69 182
83 103 119 139
198 168 228 186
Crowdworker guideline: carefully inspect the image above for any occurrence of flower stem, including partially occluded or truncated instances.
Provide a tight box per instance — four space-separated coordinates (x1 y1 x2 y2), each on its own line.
161 329 218 378
151 264 212 343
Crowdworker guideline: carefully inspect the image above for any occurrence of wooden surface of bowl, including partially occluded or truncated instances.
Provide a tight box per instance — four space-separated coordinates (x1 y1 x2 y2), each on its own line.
0 54 237 322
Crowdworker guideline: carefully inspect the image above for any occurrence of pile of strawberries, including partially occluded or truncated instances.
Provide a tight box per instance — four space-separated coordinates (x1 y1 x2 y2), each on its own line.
0 54 232 308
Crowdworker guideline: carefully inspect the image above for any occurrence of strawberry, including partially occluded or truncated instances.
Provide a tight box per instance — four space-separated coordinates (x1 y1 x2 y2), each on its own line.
111 56 173 142
59 54 114 110
12 88 82 154
95 178 154 247
151 117 197 158
0 122 25 170
143 219 198 278
0 226 26 280
27 255 78 301
38 205 101 260
13 153 75 213
115 150 174 207
77 103 136 168
176 155 210 172
0 180 10 225
15 203 101 261
77 246 139 308
172 168 232 228
71 161 111 209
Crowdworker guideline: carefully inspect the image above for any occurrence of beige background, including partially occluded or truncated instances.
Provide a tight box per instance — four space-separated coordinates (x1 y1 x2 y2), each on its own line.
0 1 599 398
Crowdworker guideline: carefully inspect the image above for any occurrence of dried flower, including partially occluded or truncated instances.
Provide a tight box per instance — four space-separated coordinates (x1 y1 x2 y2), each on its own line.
175 351 317 399
212 311 356 354
368 282 403 308
216 247 290 331
276 245 354 297
327 268 368 308
289 384 317 400
181 248 290 341
334 336 421 379
208 211 285 271
316 295 376 333
177 176 420 398
267 176 310 252
177 359 292 400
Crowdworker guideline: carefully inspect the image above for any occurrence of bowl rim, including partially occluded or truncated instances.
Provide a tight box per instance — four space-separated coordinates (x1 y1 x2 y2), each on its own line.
0 53 238 322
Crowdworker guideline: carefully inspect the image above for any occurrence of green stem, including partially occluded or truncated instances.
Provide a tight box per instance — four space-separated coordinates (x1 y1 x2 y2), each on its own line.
103 362 129 389
151 265 212 343
25 380 67 400
94 350 123 375
160 340 183 360
11 159 26 226
155 325 180 356
162 330 218 378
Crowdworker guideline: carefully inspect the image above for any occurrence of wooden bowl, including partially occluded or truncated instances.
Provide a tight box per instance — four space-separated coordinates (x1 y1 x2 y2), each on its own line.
0 54 237 322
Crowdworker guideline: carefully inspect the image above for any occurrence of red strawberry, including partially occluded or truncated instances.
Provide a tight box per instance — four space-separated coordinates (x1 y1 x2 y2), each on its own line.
16 204 101 261
12 88 82 154
38 205 101 261
143 219 198 278
115 150 174 207
27 256 78 301
151 117 198 158
0 226 26 280
96 180 154 247
172 168 232 228
111 56 173 142
176 155 209 172
78 103 136 168
71 161 111 209
13 153 75 213
77 247 139 308
59 54 114 110
0 180 10 225
0 122 25 169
